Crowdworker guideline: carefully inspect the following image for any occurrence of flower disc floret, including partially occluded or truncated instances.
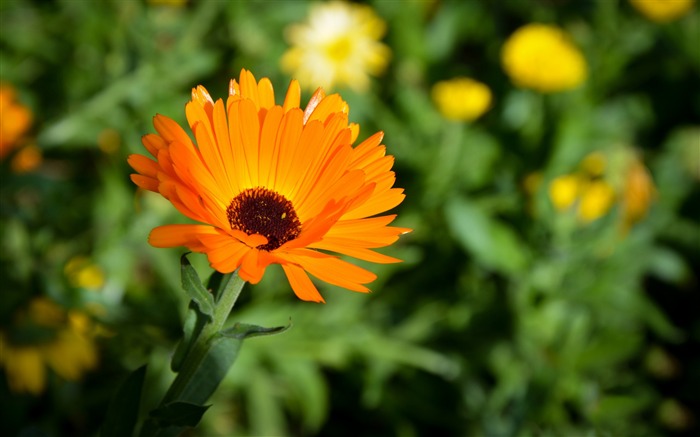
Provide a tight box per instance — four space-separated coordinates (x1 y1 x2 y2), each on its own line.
227 187 301 251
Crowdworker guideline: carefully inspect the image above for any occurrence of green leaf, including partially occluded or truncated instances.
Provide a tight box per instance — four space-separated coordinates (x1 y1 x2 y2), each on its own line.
149 402 211 428
445 197 528 274
101 365 147 437
180 254 215 319
220 321 292 340
171 303 202 373
174 321 291 405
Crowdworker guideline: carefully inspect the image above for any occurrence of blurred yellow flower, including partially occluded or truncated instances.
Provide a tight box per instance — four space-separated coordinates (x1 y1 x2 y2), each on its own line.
622 155 656 229
547 150 655 228
0 298 98 395
549 174 580 211
578 180 617 222
501 24 587 93
98 128 121 155
629 0 695 22
281 1 390 92
0 84 33 160
580 151 607 177
431 78 492 121
65 256 106 290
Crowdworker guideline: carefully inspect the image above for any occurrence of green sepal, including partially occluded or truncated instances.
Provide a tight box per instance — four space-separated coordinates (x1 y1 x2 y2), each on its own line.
149 401 211 428
180 254 215 319
101 365 147 437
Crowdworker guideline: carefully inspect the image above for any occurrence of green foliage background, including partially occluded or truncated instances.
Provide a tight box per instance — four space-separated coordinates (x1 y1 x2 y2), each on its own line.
1 0 698 436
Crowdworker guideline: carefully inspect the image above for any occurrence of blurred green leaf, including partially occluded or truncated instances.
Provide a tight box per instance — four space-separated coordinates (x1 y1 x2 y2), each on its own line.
647 246 691 284
101 365 147 437
445 196 528 274
149 401 210 428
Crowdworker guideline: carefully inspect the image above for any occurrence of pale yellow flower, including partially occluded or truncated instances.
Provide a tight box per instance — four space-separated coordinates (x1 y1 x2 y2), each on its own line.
431 78 492 121
501 24 587 93
0 298 98 395
629 0 695 22
281 1 390 92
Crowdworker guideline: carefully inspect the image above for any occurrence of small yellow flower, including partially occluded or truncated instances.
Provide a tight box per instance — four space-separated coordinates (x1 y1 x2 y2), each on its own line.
549 174 581 211
501 24 587 93
281 1 390 92
431 78 492 122
580 151 607 177
629 0 695 22
0 84 33 160
65 256 106 290
10 144 42 173
0 298 98 395
547 149 655 228
98 128 121 155
578 180 617 222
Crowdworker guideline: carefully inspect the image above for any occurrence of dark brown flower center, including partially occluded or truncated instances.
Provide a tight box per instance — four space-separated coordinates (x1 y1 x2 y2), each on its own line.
226 187 301 251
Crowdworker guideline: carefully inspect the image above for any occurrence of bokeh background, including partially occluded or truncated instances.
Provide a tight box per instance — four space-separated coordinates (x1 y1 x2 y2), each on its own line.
1 0 699 436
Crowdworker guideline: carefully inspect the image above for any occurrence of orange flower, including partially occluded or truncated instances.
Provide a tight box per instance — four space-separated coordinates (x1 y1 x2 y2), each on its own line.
129 70 409 302
0 84 33 160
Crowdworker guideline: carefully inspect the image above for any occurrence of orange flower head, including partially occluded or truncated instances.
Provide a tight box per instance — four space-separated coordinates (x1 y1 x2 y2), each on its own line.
0 84 33 159
128 69 409 302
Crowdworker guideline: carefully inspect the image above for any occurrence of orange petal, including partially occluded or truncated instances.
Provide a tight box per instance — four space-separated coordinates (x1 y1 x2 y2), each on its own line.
239 249 266 284
281 264 325 303
142 134 167 157
149 224 216 250
257 77 276 109
309 241 402 263
198 232 250 273
128 154 159 177
283 80 301 112
130 174 159 192
153 114 192 147
282 252 376 293
303 88 326 124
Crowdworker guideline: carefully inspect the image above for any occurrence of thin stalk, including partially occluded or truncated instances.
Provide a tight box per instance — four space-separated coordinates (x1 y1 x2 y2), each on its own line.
161 272 246 404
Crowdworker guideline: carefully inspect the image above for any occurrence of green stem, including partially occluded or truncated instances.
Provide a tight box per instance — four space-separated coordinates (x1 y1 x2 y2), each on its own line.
162 272 246 404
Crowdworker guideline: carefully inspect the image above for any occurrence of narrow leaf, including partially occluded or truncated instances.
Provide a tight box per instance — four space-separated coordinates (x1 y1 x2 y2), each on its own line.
180 254 215 319
220 321 292 340
101 365 147 437
172 322 291 405
445 197 528 274
171 303 200 372
150 402 211 428
172 333 244 405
